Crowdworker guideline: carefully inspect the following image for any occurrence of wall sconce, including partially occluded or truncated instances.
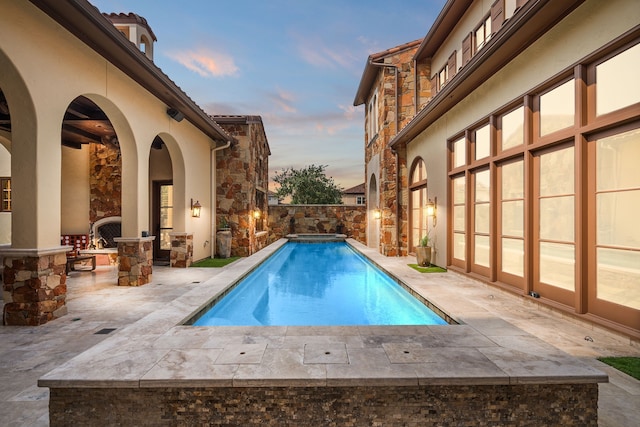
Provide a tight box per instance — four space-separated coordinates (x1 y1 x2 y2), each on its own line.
373 208 381 219
426 197 437 227
191 198 201 218
253 210 261 219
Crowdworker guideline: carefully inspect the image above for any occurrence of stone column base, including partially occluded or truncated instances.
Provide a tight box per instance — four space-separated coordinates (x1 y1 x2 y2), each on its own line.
0 247 69 325
169 232 193 268
114 237 155 286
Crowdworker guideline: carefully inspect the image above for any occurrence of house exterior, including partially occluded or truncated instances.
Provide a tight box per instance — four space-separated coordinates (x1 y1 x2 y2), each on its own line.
341 183 366 206
0 0 246 325
355 0 640 338
214 115 270 257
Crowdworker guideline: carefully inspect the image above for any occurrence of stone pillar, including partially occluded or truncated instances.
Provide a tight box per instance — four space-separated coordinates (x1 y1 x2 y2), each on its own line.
1 248 69 325
169 232 193 268
114 237 155 286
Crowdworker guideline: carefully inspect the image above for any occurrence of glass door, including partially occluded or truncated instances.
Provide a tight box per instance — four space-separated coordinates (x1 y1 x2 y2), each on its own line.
153 181 173 262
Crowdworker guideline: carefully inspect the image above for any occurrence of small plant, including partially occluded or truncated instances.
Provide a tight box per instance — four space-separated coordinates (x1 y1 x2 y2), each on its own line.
419 233 430 247
218 216 229 230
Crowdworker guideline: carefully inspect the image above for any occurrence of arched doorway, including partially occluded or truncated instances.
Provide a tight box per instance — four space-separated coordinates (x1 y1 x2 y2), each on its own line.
409 157 428 253
368 174 379 249
149 136 173 263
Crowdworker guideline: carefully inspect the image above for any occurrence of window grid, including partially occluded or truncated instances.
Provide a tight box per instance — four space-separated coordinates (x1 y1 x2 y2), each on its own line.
446 38 640 331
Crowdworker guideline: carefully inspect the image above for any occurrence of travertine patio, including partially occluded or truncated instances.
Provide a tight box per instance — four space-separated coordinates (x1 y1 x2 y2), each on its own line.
1 239 638 425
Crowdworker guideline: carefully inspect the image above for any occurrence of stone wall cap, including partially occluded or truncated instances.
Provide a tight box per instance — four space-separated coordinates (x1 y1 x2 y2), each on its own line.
114 236 156 243
169 232 193 237
0 245 72 257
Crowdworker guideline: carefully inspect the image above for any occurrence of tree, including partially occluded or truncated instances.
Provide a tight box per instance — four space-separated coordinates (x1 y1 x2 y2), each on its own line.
273 164 343 204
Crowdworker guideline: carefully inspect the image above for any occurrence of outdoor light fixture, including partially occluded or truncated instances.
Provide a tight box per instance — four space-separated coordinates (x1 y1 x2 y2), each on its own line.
191 199 201 218
426 197 437 227
253 210 261 219
167 107 184 122
373 208 381 219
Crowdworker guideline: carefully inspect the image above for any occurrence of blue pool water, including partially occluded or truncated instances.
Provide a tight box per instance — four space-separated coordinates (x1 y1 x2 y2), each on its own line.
193 242 447 326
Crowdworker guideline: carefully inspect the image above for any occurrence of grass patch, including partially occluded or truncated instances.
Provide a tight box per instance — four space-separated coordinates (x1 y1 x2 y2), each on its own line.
408 264 447 273
191 257 240 268
598 357 640 380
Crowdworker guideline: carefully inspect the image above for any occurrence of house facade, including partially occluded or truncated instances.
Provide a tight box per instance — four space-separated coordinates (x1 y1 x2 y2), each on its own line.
214 115 270 257
0 0 244 325
356 0 640 338
341 183 366 206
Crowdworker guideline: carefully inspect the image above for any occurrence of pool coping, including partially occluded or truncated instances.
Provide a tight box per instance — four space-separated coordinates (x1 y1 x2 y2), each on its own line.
38 238 607 389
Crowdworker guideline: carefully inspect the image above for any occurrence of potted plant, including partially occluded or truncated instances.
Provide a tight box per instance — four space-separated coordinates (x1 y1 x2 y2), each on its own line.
218 216 230 231
415 233 432 267
216 216 232 258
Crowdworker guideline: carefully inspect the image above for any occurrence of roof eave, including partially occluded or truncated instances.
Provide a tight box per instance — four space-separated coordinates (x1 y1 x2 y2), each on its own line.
391 0 585 148
414 0 473 61
28 0 235 147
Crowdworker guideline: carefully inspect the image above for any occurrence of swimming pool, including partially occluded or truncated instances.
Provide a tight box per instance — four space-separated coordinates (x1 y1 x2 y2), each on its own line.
192 241 447 326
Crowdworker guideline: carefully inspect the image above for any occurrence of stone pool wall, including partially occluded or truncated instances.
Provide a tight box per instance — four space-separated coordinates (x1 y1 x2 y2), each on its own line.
268 204 366 244
49 383 597 426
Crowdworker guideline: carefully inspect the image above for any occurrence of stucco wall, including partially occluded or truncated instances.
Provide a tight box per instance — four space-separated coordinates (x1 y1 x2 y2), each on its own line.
0 1 218 260
406 0 640 268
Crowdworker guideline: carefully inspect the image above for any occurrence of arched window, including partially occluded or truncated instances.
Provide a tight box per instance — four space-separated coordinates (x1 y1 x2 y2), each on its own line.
410 158 428 251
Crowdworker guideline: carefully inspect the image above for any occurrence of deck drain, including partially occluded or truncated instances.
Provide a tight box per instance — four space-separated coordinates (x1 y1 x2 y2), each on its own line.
325 351 331 355
192 281 201 283
95 328 117 335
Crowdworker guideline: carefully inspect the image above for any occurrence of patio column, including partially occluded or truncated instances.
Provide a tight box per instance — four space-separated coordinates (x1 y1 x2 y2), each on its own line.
114 236 154 286
2 248 69 325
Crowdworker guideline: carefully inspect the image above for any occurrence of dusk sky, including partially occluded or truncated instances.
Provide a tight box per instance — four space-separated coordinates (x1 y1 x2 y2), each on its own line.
89 0 446 191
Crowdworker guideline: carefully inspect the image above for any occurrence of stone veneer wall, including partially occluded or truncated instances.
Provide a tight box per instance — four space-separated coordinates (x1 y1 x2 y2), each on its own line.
115 238 153 286
365 44 427 257
48 384 598 426
215 118 269 257
89 142 122 223
268 205 366 244
2 251 68 325
169 233 193 268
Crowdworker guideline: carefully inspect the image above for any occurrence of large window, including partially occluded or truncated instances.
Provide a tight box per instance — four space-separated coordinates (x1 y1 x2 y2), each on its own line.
367 90 378 142
537 145 575 292
500 106 524 151
539 79 574 136
0 177 10 212
596 43 640 116
594 127 640 310
499 159 524 279
410 158 428 251
474 15 492 53
446 38 640 333
452 175 466 263
473 169 491 269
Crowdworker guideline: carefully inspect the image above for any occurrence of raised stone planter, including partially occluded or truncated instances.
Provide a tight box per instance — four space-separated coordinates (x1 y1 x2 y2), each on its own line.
114 236 155 286
169 232 193 268
1 247 69 325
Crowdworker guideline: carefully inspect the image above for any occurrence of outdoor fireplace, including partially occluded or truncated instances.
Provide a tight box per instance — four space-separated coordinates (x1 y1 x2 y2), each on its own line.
91 216 122 249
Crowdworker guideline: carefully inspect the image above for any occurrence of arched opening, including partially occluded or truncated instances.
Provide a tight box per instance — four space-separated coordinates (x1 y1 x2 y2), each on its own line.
149 135 173 263
409 157 428 253
368 174 379 249
61 96 122 250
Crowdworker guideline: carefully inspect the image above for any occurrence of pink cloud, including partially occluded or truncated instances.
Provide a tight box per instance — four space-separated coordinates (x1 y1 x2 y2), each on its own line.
167 48 238 78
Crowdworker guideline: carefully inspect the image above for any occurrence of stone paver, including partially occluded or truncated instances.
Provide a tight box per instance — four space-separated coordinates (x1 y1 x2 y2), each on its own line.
1 239 639 426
